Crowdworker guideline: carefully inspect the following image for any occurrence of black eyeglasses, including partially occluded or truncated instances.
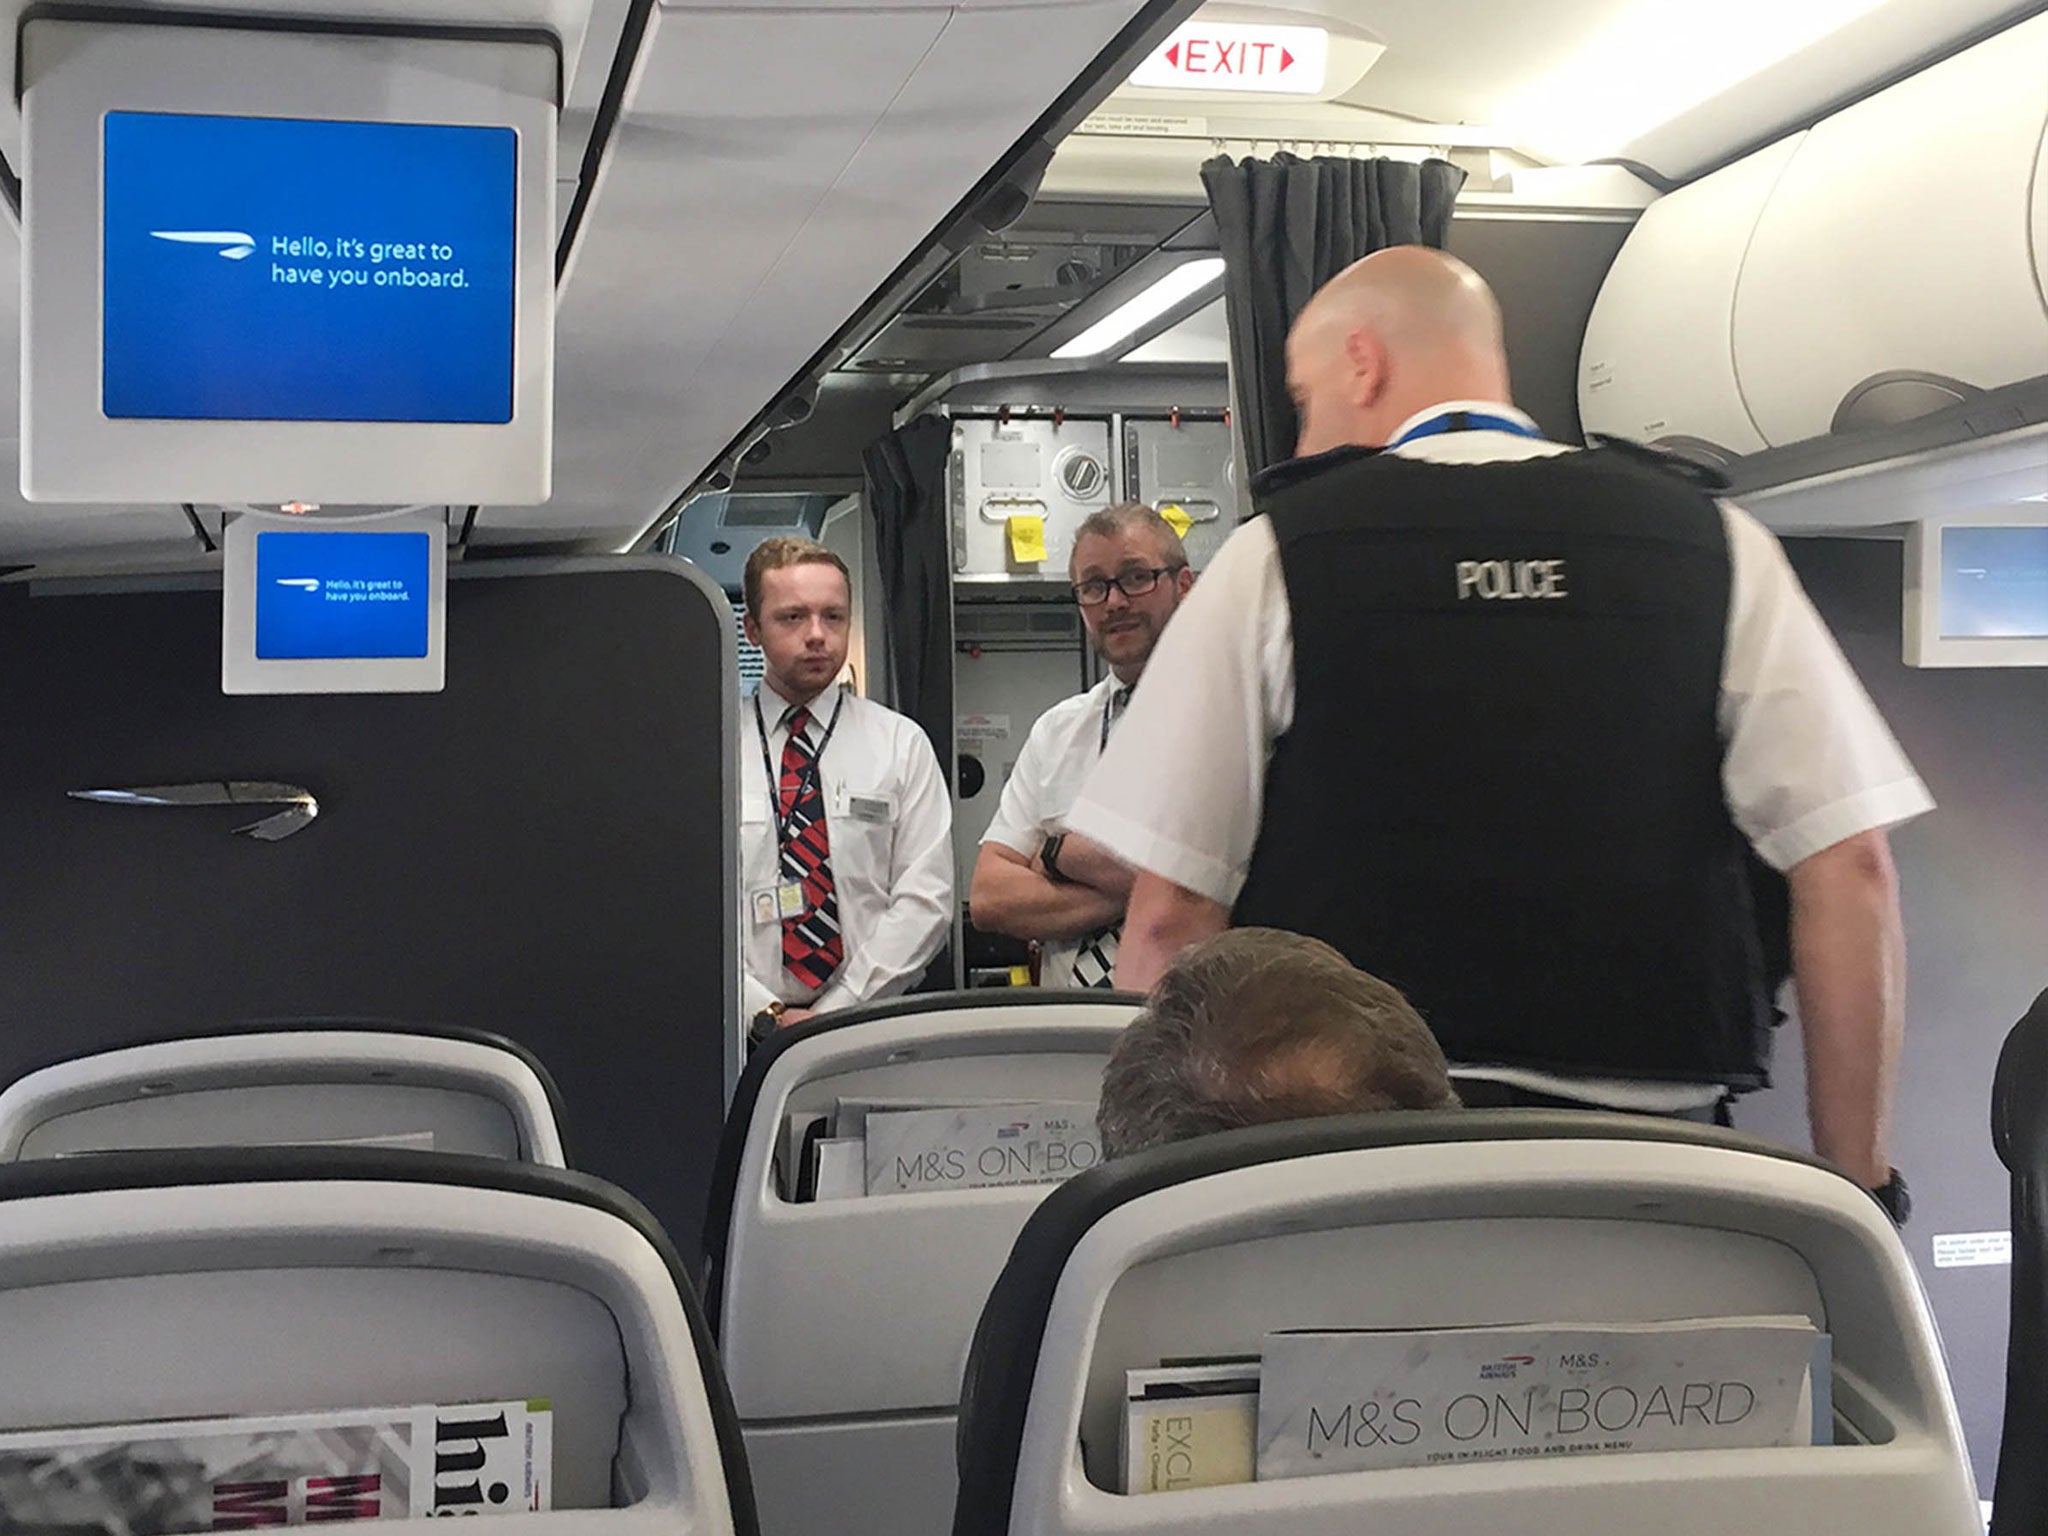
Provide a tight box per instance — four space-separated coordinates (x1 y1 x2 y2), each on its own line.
1073 565 1185 606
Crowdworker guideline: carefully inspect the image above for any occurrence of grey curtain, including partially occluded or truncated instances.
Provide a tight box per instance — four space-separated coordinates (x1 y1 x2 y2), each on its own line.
862 413 959 992
860 413 954 780
1201 153 1467 476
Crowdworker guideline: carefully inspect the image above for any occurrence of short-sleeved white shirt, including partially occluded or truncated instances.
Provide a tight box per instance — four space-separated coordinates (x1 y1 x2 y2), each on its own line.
740 681 956 1018
1067 401 1935 1107
981 675 1126 988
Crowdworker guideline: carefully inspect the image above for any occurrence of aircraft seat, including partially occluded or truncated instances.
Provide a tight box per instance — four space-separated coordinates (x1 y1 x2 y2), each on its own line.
0 1145 755 1532
1989 984 2048 1536
0 1020 570 1164
954 1109 1980 1536
702 991 1141 1536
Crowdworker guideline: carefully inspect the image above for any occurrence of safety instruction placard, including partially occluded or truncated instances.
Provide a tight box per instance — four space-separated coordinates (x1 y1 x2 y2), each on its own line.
1931 1231 2012 1269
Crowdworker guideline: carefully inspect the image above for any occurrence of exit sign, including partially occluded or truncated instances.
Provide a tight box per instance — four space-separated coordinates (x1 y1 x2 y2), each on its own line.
1128 21 1330 95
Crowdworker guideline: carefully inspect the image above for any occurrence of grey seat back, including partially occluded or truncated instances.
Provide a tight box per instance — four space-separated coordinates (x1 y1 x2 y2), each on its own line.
704 992 1138 1536
0 1146 754 1533
0 1024 568 1164
955 1110 1980 1536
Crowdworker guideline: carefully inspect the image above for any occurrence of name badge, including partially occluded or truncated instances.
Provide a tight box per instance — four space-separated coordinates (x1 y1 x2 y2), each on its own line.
848 794 892 823
752 883 809 925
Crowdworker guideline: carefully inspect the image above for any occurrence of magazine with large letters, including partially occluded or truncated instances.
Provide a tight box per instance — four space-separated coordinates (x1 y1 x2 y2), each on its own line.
0 1397 551 1530
1257 1316 1820 1480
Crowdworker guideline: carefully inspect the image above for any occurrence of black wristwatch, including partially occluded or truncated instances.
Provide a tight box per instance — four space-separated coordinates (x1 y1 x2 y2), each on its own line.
1871 1167 1911 1227
1040 833 1073 884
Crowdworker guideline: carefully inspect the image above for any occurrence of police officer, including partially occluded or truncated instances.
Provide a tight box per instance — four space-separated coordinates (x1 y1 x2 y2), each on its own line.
1066 246 1926 1212
968 503 1193 985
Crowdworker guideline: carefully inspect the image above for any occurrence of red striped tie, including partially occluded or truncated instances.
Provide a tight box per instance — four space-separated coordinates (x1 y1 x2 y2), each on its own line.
779 707 843 990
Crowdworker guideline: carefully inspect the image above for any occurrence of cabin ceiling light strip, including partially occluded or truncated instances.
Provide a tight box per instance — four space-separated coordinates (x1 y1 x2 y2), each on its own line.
1497 0 1887 165
1051 257 1226 359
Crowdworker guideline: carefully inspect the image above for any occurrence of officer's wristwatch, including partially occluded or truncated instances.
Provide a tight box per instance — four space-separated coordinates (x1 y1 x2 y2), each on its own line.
1871 1167 1911 1227
1039 833 1073 884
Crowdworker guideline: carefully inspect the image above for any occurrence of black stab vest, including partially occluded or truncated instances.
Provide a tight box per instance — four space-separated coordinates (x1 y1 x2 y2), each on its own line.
1232 445 1776 1087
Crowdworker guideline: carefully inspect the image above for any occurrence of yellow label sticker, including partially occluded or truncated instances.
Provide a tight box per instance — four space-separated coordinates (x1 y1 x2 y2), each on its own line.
1160 503 1194 539
1007 514 1048 564
1008 964 1032 988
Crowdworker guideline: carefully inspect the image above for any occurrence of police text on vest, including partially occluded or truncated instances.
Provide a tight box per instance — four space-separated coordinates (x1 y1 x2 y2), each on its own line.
1456 558 1568 601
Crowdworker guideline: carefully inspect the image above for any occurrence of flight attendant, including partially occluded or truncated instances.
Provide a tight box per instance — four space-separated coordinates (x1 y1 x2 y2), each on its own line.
740 537 953 1037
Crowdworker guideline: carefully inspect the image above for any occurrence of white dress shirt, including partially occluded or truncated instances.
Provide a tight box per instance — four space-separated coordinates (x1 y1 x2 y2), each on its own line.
980 676 1128 988
1069 401 1935 1108
741 680 954 1018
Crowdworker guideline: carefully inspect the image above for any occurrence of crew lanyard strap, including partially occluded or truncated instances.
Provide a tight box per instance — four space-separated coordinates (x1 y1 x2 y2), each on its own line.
1389 409 1545 448
753 686 847 851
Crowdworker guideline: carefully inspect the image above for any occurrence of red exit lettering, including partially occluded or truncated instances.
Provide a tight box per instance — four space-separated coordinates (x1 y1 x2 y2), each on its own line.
1161 37 1298 77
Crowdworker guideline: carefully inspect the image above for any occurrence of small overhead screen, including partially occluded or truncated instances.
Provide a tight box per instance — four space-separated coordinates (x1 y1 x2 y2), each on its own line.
222 510 447 694
1904 514 2048 667
21 19 557 506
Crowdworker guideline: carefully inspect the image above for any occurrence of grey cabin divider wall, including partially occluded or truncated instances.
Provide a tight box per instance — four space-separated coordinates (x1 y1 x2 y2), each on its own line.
1740 534 2048 1497
0 556 736 1257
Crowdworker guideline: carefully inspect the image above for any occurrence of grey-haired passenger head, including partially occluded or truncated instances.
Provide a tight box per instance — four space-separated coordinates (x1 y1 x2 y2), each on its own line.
1098 928 1460 1159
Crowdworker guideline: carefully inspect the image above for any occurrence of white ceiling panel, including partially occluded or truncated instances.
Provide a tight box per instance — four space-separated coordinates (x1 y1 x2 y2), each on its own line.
486 0 1170 547
0 1 612 171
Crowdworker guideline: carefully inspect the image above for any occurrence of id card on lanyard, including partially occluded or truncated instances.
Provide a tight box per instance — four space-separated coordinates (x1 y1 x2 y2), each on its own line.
752 687 846 924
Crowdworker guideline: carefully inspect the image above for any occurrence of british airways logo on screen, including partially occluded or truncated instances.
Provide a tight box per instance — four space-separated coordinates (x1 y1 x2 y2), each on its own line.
150 228 256 259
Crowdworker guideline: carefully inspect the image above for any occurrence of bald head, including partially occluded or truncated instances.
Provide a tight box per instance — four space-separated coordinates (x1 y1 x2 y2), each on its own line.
1286 247 1512 457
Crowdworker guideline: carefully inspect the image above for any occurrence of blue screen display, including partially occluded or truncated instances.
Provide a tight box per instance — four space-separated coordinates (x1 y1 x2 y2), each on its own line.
255 530 433 660
1940 525 2048 639
102 112 517 424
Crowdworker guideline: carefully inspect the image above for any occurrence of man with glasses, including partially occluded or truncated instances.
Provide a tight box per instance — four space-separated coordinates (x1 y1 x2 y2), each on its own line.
969 503 1193 988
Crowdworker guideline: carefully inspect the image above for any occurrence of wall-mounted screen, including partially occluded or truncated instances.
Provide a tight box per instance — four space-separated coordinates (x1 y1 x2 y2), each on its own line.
1904 514 2048 667
21 18 556 507
1938 525 2048 639
223 510 447 694
103 112 518 425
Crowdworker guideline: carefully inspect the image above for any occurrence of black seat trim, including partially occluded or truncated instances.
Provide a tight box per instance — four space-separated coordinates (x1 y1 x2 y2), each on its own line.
8 1017 577 1166
0 1146 756 1536
699 989 1141 1336
952 1108 1856 1536
1991 986 2048 1536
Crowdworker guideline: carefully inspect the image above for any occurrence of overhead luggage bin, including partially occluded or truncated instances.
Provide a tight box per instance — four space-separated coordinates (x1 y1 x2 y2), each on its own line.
703 991 1139 1536
1731 9 2048 450
0 1146 756 1533
0 1023 569 1165
1576 135 1802 466
954 1111 1980 1536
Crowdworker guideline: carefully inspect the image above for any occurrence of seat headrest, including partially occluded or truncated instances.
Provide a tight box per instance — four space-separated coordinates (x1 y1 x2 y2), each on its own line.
1993 987 2048 1174
11 1018 575 1163
952 1108 1852 1536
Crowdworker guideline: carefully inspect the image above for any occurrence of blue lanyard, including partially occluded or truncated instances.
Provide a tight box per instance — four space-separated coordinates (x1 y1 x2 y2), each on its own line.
1389 410 1544 448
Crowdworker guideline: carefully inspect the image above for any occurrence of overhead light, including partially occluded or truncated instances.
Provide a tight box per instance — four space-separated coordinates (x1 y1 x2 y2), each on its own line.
1498 0 1887 165
1051 258 1226 360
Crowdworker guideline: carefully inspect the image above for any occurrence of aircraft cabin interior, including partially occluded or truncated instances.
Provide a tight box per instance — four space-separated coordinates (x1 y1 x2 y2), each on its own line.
0 0 2044 1533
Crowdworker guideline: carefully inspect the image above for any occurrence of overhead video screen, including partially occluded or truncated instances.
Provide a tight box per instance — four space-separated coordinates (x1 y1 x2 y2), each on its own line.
101 111 517 424
254 529 434 660
1939 525 2048 639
